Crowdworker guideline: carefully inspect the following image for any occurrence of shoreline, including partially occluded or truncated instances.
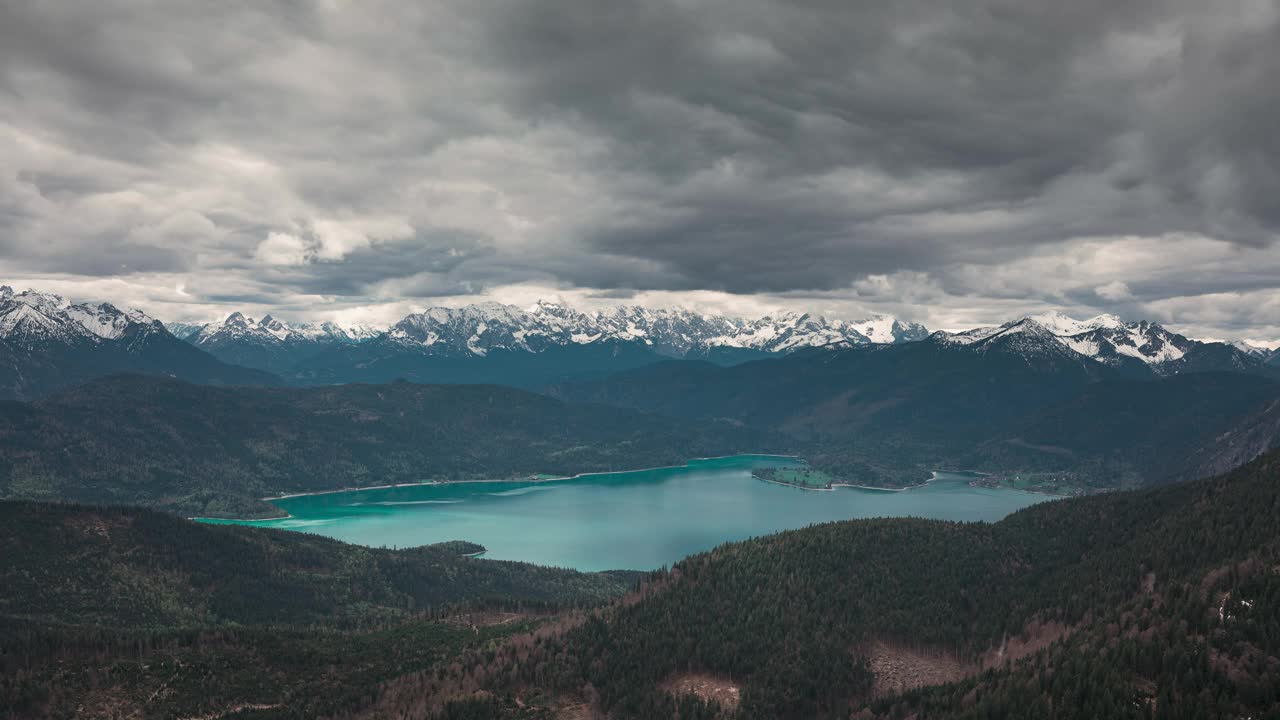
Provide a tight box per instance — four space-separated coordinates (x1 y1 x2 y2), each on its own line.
755 470 941 494
194 453 805 522
967 479 1083 499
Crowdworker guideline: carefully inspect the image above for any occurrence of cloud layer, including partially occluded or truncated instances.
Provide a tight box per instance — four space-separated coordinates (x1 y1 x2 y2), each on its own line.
1 0 1278 340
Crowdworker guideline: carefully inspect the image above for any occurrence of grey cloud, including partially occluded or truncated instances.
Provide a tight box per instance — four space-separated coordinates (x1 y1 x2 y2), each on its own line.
0 0 1278 339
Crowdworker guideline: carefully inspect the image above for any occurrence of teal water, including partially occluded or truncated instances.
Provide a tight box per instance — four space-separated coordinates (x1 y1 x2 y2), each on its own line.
202 456 1049 571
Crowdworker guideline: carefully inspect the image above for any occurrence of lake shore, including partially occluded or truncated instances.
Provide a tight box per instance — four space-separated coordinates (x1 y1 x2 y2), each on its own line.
200 460 1049 570
195 453 805 522
755 469 945 493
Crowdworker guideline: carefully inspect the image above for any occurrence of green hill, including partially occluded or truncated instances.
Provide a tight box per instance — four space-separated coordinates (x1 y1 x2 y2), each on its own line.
555 347 1280 489
382 450 1280 719
0 500 638 718
0 375 775 517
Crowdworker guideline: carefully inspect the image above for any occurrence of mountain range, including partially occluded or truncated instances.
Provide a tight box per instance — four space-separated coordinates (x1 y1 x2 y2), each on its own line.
0 286 276 400
938 311 1278 376
181 312 382 374
168 301 930 382
4 283 1279 400
172 303 1280 377
553 314 1280 488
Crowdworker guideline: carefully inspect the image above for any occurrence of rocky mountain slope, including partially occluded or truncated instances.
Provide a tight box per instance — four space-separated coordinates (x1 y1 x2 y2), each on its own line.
0 287 277 400
177 300 927 377
937 311 1271 378
180 312 381 373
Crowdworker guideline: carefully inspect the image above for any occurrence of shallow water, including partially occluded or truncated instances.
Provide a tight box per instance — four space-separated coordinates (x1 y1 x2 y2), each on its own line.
202 456 1050 571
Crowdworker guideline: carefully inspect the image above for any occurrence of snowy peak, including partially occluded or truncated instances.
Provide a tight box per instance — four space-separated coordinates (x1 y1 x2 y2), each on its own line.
165 322 205 341
1027 311 1124 336
1 288 163 347
381 302 926 358
932 310 1269 376
190 313 381 350
1230 340 1274 358
968 318 1092 363
849 316 930 344
389 302 597 356
1069 320 1195 365
65 302 164 340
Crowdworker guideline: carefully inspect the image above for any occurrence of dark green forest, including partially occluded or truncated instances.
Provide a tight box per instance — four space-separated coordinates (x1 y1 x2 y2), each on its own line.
0 375 775 517
5 451 1279 718
365 450 1280 719
554 344 1280 490
0 501 642 718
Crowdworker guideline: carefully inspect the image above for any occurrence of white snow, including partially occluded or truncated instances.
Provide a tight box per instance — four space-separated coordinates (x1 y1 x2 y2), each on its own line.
1028 311 1124 336
1060 336 1101 358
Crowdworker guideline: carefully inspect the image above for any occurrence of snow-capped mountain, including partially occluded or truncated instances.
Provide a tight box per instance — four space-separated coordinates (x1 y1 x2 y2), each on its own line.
274 301 931 388
1230 340 1275 360
1 286 169 348
384 302 589 357
381 301 927 359
178 313 383 373
0 286 275 400
934 311 1271 377
188 313 381 349
164 322 205 341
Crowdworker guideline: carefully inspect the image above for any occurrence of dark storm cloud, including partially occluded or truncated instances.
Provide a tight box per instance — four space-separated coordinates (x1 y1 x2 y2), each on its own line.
1 0 1279 337
256 230 496 297
467 0 1280 288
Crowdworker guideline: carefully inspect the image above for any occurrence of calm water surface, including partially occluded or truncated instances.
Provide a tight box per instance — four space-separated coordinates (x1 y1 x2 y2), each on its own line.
202 456 1049 571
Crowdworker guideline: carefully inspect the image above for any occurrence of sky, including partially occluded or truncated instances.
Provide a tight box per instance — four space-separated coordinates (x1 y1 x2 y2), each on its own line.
1 1 1279 343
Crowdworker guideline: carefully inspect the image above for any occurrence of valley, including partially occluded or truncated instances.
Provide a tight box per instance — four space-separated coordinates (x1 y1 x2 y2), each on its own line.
8 4 1280 716
201 459 1048 571
4 291 1280 719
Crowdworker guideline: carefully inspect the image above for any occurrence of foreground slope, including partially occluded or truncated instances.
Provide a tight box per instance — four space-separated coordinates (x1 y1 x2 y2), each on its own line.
3 452 1278 718
0 501 637 718
0 375 773 517
383 450 1280 719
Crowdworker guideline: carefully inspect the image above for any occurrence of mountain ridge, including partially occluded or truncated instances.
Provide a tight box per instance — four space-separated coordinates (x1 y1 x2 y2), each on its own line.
0 286 277 400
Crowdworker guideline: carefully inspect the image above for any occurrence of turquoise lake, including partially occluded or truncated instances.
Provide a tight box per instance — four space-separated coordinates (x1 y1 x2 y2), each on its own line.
202 455 1050 571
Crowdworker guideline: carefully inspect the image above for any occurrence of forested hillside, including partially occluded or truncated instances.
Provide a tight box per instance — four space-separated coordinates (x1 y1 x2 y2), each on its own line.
366 450 1280 719
5 453 1278 718
0 501 639 718
0 375 775 517
555 344 1280 489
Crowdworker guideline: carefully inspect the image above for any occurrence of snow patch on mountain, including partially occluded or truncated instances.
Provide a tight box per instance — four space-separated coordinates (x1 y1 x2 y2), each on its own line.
1230 340 1273 358
1027 311 1124 336
380 302 927 358
1 286 165 347
933 310 1264 375
185 313 383 350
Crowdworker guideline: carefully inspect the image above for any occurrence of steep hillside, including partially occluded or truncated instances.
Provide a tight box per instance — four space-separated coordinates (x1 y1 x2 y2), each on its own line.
0 375 775 517
556 334 1280 488
379 450 1280 719
0 501 636 718
958 372 1280 487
